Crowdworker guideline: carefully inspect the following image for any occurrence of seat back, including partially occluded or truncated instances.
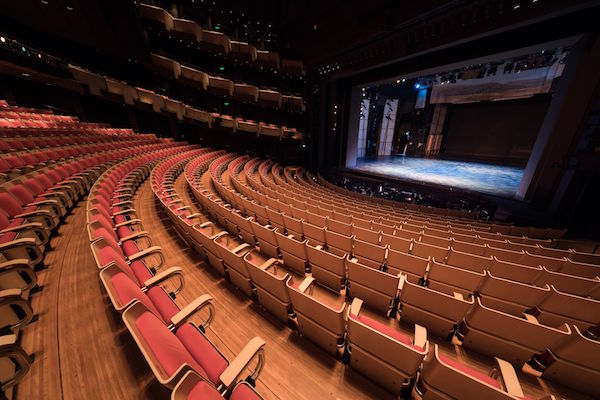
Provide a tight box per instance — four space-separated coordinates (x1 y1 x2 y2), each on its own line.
305 241 345 291
386 248 428 284
427 260 485 298
477 271 550 316
463 297 571 367
346 257 399 313
420 345 516 400
400 279 473 340
488 257 542 284
412 241 449 262
346 300 428 395
286 276 345 355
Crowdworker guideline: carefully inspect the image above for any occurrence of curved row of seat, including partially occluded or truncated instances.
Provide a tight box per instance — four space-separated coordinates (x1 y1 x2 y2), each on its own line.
0 103 182 398
69 65 303 140
248 157 600 396
140 3 305 75
314 171 570 241
88 148 267 400
181 151 599 398
148 152 564 399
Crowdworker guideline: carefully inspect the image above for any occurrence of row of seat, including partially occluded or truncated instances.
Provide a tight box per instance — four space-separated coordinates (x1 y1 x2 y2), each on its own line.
243 161 599 273
140 3 305 74
0 104 184 397
69 65 303 140
200 152 599 397
88 149 267 400
174 151 574 399
314 170 568 240
225 157 600 300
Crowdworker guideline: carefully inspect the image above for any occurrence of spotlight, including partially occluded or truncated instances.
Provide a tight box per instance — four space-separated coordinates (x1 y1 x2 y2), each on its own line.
396 79 400 84
402 78 406 82
0 36 4 43
414 83 421 89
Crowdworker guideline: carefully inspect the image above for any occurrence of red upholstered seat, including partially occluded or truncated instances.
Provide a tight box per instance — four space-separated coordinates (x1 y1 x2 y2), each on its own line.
0 192 31 218
0 231 18 243
187 380 223 400
350 312 412 346
135 310 208 379
230 383 263 400
98 245 152 286
438 354 502 390
112 272 162 316
111 272 180 323
176 324 229 385
122 240 140 257
146 287 180 322
117 225 133 238
131 260 153 284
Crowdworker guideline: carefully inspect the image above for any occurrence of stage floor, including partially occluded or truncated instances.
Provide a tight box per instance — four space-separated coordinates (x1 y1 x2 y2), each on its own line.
353 156 524 197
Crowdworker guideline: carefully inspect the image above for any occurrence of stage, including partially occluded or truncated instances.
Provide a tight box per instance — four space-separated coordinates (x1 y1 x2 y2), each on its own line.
353 156 524 197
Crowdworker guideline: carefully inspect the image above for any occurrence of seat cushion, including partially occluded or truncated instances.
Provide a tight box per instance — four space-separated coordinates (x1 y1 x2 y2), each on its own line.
135 311 208 380
114 214 127 224
186 380 223 400
112 272 162 318
122 240 140 257
117 225 133 238
176 324 229 385
0 231 18 243
350 313 412 346
230 383 262 400
438 354 502 390
147 286 180 323
130 260 153 286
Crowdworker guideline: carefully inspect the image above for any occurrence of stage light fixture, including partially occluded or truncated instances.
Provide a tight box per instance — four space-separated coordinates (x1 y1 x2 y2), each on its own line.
0 37 5 43
402 78 406 82
414 83 421 89
396 79 400 83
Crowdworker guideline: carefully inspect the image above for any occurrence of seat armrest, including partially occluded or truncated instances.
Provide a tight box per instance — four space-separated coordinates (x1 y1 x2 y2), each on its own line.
350 297 363 317
0 237 39 251
453 292 464 300
170 294 214 329
298 276 315 293
176 206 192 212
0 221 44 234
29 199 59 207
523 313 539 324
113 200 133 207
143 266 183 290
259 258 279 270
219 337 266 388
128 246 164 266
113 208 137 216
495 357 524 398
199 221 212 228
115 219 143 229
414 324 427 349
231 243 251 254
120 230 151 243
0 259 31 272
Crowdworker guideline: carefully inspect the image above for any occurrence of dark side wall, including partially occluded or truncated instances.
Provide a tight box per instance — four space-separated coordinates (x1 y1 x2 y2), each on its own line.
440 95 551 167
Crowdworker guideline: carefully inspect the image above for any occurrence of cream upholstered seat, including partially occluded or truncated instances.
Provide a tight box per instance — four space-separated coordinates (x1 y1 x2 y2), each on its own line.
346 298 428 395
286 276 346 355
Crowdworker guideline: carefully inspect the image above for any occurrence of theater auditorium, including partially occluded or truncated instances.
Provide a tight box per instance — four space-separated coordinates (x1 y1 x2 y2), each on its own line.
1 1 599 399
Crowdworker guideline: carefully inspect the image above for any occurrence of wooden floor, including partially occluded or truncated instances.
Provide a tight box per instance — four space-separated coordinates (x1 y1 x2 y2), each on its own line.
13 171 593 400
